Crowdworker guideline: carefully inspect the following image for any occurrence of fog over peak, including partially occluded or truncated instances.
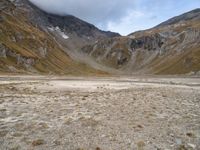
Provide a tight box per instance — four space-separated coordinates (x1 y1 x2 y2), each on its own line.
29 0 200 35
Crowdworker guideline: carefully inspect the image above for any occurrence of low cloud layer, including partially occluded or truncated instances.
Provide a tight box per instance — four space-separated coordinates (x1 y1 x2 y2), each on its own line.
29 0 200 35
29 0 136 27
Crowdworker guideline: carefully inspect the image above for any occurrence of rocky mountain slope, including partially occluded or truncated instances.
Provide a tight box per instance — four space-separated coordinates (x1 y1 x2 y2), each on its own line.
0 0 199 75
16 0 119 49
0 0 118 74
81 9 200 75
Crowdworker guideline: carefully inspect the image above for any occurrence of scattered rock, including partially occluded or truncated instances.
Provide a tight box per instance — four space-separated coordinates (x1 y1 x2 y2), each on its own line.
10 36 16 42
175 138 182 145
0 16 4 22
137 125 144 128
0 99 5 104
38 122 49 129
0 43 7 58
0 130 8 137
12 132 23 137
177 144 188 150
64 117 73 125
38 47 47 58
0 108 6 112
186 132 195 138
15 32 24 41
137 141 145 150
32 139 45 146
53 140 61 145
8 66 18 72
187 143 196 149
77 148 84 150
9 146 20 150
81 117 99 127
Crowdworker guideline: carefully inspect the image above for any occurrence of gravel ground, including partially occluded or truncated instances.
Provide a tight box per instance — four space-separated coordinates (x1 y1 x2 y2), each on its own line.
0 76 200 150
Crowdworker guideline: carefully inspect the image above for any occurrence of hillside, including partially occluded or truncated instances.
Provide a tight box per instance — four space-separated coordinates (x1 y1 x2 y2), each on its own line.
0 0 118 75
81 9 200 75
0 0 200 75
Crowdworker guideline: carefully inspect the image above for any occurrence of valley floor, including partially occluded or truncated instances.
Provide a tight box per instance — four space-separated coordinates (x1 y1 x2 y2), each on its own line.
0 76 200 150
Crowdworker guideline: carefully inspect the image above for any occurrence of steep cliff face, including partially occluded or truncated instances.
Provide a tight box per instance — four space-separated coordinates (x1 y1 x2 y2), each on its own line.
0 0 105 75
81 9 200 75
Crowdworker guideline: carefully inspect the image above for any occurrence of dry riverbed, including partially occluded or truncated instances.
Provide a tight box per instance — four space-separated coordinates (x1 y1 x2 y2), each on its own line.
0 76 200 150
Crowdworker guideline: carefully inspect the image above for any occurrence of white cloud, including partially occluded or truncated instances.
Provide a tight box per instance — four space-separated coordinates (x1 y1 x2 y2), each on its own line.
29 0 136 26
29 0 200 35
107 10 148 35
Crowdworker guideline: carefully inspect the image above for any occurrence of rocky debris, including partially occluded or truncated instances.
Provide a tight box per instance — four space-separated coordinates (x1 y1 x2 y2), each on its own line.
7 66 18 72
17 55 35 68
196 71 200 76
0 0 16 12
129 33 165 51
32 139 45 146
14 0 120 43
0 16 4 22
0 76 199 150
0 43 35 69
15 32 24 41
80 9 200 74
10 36 16 42
0 43 7 58
181 29 200 45
38 47 47 58
7 49 35 67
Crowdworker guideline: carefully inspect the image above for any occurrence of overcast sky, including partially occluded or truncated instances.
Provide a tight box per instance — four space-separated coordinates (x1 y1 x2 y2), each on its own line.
29 0 200 35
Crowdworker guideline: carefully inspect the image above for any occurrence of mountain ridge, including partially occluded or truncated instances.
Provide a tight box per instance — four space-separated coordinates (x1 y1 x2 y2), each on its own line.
80 8 200 75
156 8 200 28
0 0 200 75
0 0 110 75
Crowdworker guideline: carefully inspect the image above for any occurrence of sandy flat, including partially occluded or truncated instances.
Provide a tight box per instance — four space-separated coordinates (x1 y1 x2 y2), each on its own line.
0 76 200 150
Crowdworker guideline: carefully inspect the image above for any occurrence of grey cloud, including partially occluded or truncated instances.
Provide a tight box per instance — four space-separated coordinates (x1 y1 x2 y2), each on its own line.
29 0 136 29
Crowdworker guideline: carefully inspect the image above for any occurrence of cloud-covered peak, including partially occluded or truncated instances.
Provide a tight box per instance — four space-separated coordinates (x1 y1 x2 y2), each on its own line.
29 0 200 35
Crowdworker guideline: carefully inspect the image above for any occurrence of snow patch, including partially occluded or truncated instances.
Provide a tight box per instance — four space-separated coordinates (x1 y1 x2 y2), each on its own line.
48 26 69 39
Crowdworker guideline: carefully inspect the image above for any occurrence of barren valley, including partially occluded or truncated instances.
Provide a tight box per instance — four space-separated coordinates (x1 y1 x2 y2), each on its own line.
0 76 199 150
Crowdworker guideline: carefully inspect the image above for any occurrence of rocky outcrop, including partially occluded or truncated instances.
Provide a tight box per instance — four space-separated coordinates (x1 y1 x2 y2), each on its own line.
129 33 165 51
38 47 47 58
1 0 199 75
0 0 105 75
156 8 200 27
80 9 200 74
0 43 35 68
0 43 6 58
10 0 120 41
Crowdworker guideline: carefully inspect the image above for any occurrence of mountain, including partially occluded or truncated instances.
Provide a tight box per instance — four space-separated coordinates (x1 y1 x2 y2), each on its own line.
81 9 200 75
0 0 119 74
156 8 200 27
0 0 200 75
17 0 119 47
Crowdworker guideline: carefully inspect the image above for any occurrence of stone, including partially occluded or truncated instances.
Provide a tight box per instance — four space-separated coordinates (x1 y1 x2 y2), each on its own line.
0 16 4 22
0 43 7 58
32 139 45 146
187 143 196 149
137 141 145 150
0 130 8 137
8 66 17 72
15 32 24 41
39 47 47 58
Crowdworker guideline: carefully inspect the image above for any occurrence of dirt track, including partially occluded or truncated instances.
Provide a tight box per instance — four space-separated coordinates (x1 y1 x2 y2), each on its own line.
0 76 200 150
